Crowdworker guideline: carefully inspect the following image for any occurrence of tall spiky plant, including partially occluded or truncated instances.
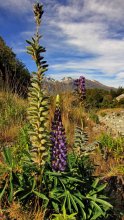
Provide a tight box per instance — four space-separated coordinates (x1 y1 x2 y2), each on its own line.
26 3 49 172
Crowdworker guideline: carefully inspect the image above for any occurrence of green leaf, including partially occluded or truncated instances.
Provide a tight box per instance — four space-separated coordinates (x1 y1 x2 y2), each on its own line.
72 195 85 208
27 51 33 55
70 194 78 212
87 208 92 219
53 177 58 187
26 46 34 51
62 205 66 218
81 208 86 220
14 188 24 196
31 178 36 191
49 189 60 200
46 171 62 177
92 178 99 188
9 172 13 202
20 191 31 200
52 201 59 213
95 183 107 193
40 117 45 122
75 192 85 200
90 211 103 220
95 198 113 208
67 191 72 213
67 176 83 183
28 106 38 111
26 40 33 45
41 100 48 106
90 200 104 215
69 213 77 219
31 83 40 91
0 182 7 200
33 190 49 201
3 147 12 166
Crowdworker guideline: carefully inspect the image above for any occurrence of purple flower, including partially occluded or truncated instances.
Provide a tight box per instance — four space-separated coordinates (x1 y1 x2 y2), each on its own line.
74 76 86 100
51 95 67 172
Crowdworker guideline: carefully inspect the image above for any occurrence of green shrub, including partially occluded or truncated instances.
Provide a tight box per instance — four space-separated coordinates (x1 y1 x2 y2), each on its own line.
100 112 107 117
118 98 124 106
89 112 99 124
98 133 124 160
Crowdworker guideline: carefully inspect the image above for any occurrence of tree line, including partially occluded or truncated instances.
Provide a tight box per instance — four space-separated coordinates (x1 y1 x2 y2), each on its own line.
0 36 30 97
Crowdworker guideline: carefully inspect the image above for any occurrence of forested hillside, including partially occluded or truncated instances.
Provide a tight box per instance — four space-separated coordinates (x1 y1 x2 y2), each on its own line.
0 36 30 97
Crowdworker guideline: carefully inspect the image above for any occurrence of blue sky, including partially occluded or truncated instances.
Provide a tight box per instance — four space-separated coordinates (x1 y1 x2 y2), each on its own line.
0 0 124 88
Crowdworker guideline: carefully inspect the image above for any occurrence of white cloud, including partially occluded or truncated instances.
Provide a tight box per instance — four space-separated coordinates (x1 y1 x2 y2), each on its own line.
0 0 34 13
13 48 26 54
47 0 124 87
1 0 124 87
50 55 124 87
117 72 124 79
86 0 124 22
20 31 35 38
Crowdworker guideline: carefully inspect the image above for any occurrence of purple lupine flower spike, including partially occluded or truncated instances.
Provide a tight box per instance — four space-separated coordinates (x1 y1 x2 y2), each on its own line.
79 76 86 99
74 76 86 100
51 95 67 172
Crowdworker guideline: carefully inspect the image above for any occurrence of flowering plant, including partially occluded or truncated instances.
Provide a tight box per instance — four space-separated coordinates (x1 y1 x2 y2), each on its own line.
51 95 67 172
74 76 86 102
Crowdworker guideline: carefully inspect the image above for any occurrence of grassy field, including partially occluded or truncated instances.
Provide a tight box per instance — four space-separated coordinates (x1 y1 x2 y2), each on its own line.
0 90 124 219
0 90 123 174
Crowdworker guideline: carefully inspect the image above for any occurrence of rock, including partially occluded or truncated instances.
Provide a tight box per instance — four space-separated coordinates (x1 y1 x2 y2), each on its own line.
99 110 124 136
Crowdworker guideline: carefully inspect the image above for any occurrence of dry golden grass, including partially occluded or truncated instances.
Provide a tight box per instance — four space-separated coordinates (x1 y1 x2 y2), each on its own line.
0 124 22 145
59 92 86 147
0 91 27 145
6 202 29 220
33 210 45 220
5 202 46 220
91 148 124 178
0 91 26 107
97 107 124 114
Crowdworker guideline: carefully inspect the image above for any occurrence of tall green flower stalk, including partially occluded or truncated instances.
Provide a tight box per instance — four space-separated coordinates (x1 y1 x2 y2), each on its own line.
26 3 49 172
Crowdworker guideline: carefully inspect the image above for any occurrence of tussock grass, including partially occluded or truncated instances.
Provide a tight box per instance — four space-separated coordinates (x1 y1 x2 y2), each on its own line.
6 202 45 220
91 133 124 177
0 91 27 145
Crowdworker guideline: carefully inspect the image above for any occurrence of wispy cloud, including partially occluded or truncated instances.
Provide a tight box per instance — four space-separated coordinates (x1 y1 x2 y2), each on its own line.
46 0 124 87
0 0 34 13
1 0 124 87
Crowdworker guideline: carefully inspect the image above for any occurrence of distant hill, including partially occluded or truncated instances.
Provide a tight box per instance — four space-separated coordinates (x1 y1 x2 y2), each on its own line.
43 77 116 94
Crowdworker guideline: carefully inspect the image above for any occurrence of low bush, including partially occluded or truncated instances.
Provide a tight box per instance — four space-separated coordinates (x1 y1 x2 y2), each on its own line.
98 133 124 162
100 112 107 117
89 112 100 124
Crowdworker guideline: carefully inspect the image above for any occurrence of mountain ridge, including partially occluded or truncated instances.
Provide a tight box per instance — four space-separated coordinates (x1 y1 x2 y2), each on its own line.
44 76 116 94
